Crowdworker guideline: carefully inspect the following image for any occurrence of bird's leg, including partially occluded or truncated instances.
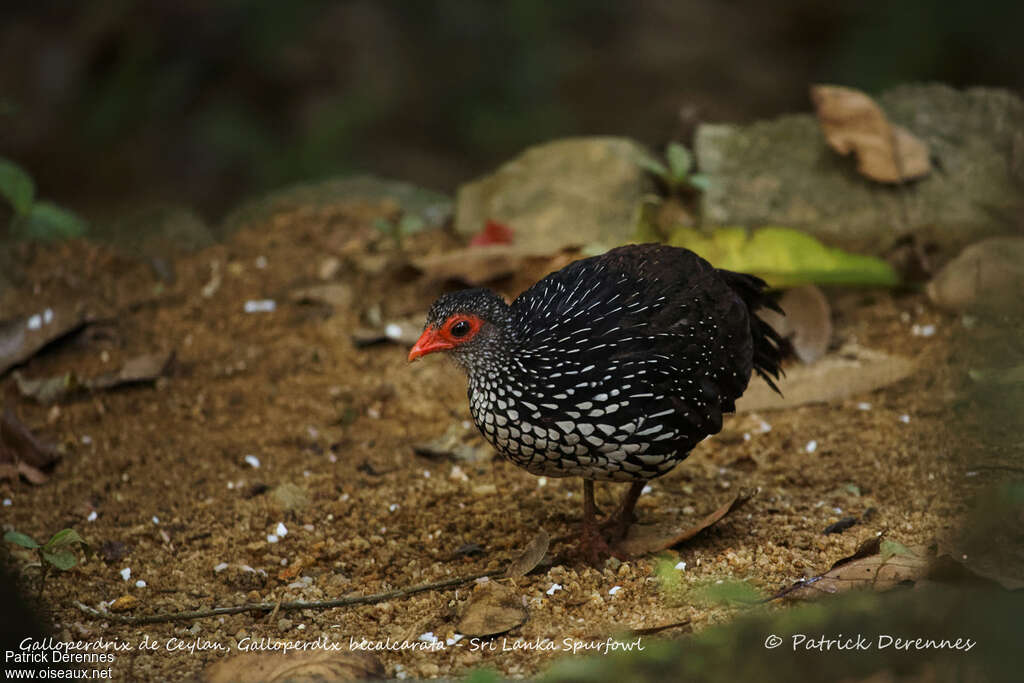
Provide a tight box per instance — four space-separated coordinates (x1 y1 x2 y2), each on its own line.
577 479 613 565
601 481 646 542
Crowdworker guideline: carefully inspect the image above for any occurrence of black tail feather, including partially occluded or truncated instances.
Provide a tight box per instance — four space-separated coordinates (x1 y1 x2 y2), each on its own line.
719 269 785 395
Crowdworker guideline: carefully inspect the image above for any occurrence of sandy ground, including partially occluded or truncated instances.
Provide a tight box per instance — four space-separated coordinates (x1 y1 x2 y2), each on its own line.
0 204 983 680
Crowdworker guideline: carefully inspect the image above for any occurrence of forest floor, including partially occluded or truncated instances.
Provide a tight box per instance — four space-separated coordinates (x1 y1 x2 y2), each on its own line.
0 202 994 681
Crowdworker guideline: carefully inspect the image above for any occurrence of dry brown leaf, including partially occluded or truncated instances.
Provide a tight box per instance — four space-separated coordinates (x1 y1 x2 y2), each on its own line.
615 491 753 556
811 85 930 184
109 595 140 613
289 283 354 309
410 245 556 286
89 351 174 390
204 651 384 683
0 306 92 376
737 344 915 411
780 539 931 600
758 285 832 364
0 408 59 485
456 581 528 637
505 529 550 578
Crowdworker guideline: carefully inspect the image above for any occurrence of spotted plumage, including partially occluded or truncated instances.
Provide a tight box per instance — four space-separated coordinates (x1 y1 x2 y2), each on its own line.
410 243 783 559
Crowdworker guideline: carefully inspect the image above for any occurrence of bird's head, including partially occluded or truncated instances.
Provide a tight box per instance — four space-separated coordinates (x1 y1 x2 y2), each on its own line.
408 288 511 370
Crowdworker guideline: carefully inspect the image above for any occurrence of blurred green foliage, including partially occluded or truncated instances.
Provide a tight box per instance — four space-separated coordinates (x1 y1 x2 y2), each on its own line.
0 157 87 241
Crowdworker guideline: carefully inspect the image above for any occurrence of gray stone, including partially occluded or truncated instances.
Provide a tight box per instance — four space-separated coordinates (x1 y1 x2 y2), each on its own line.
927 237 1024 313
697 85 1024 255
223 174 452 236
455 137 655 252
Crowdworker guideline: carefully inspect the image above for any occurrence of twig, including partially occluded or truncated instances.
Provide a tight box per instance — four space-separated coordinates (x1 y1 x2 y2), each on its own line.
76 569 499 626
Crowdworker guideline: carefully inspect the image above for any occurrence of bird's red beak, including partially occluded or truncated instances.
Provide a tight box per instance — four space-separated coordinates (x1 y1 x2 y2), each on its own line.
408 326 454 361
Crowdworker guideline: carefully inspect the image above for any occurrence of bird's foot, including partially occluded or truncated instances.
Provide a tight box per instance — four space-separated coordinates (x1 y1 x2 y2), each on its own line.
575 523 628 566
599 512 635 544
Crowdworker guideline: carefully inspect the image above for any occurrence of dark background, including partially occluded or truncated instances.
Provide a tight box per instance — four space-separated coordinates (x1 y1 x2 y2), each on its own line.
2 0 1022 223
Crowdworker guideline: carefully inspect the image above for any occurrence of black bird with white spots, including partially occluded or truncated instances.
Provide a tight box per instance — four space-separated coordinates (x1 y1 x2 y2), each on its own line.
409 243 783 561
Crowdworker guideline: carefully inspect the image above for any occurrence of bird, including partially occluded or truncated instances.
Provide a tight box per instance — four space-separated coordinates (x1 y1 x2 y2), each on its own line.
408 243 783 562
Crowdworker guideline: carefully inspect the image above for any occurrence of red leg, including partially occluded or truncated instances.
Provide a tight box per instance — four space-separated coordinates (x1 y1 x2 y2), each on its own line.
601 481 645 541
577 479 613 565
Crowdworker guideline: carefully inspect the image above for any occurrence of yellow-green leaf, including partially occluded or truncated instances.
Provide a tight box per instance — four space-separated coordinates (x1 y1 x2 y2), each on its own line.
666 226 899 288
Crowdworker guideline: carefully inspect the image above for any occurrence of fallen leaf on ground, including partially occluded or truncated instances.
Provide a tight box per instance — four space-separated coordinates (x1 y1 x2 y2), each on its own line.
15 351 175 403
811 84 930 184
0 306 92 376
412 423 493 463
89 351 174 390
615 491 754 556
758 285 832 364
457 581 528 637
410 245 557 286
737 343 915 411
668 226 899 288
109 595 139 613
204 651 384 683
470 219 515 246
774 537 931 600
289 283 354 309
505 529 550 578
0 408 59 484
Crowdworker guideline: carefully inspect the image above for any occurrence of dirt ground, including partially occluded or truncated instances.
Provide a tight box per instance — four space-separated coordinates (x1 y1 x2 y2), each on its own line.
0 203 985 680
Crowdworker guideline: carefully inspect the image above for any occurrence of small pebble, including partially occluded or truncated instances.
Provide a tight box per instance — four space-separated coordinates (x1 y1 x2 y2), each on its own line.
254 255 268 269
675 561 687 571
87 511 98 522
857 402 872 411
267 534 280 544
537 477 547 487
805 440 818 454
244 299 276 313
384 324 403 340
244 455 261 468
608 586 622 595
152 516 159 525
641 485 653 495
275 522 288 537
120 568 131 581
899 414 910 424
135 580 147 588
389 503 399 512
81 435 93 445
546 583 563 595
2 498 11 507
213 563 229 573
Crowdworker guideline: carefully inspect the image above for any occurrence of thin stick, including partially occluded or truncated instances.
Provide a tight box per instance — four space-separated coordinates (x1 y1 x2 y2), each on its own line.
76 569 499 626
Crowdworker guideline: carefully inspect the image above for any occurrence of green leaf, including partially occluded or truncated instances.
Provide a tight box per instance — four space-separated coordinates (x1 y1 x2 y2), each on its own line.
45 528 86 550
880 539 912 559
0 157 36 214
666 226 900 288
634 150 669 179
969 364 1024 385
11 201 88 241
4 531 40 549
665 142 693 181
692 578 763 606
687 173 711 192
42 549 78 571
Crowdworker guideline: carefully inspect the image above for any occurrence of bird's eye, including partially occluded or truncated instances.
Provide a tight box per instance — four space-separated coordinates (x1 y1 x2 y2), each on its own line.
450 320 472 338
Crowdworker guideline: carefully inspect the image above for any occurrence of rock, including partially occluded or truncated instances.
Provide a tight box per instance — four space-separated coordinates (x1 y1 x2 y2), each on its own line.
223 175 452 235
455 137 655 253
697 85 1024 255
926 237 1024 313
757 285 833 364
